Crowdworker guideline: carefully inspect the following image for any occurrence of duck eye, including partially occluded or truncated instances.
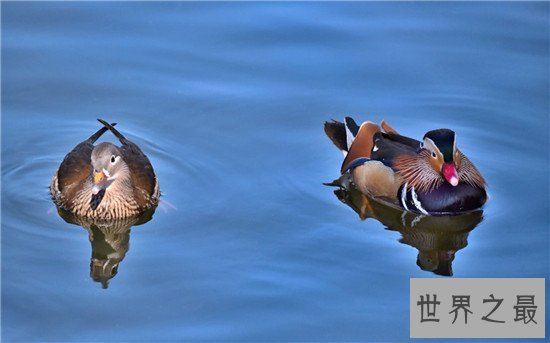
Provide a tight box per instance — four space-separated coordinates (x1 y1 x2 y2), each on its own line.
110 155 117 164
431 151 437 158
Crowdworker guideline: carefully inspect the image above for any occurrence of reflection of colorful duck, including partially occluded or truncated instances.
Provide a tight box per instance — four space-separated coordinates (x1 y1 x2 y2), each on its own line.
325 117 487 214
328 174 483 276
56 207 155 288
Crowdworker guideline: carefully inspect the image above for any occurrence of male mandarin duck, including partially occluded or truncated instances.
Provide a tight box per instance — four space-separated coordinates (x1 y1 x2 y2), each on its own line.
324 117 487 214
50 119 160 220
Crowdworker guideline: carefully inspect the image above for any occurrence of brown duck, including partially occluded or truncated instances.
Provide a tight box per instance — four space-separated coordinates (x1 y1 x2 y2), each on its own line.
325 117 487 214
50 119 160 220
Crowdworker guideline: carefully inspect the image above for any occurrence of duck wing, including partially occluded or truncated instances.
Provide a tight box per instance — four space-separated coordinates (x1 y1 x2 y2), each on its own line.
340 121 382 173
370 131 422 170
341 119 422 172
326 118 423 172
97 119 157 202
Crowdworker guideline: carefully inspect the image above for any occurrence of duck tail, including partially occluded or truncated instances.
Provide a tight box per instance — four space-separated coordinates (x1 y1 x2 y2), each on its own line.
324 120 347 152
324 116 362 153
97 119 128 144
87 122 117 143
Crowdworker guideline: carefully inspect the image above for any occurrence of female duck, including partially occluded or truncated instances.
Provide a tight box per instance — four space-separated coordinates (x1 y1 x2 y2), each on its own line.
325 118 487 214
51 119 160 220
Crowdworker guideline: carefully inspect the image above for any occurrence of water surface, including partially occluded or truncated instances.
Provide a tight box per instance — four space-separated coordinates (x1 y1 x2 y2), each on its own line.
2 2 549 341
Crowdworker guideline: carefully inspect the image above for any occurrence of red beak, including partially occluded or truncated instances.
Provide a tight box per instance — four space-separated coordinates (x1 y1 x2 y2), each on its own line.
442 163 459 186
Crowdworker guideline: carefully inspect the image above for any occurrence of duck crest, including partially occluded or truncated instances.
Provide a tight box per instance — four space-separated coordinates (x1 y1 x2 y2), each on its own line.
393 151 443 193
424 129 455 163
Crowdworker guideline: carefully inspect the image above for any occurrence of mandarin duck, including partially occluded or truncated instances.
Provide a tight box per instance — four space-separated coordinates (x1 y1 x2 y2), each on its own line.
325 117 487 214
50 119 160 220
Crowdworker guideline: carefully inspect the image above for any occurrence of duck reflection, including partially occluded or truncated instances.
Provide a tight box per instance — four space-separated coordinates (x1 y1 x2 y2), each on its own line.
328 175 483 276
55 207 156 288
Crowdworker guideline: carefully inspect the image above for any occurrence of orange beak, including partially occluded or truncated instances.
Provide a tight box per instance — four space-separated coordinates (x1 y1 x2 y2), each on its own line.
94 171 105 184
92 171 107 195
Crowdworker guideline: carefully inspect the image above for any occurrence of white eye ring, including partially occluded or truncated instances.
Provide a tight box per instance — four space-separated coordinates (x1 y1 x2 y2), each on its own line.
431 151 437 158
110 155 118 165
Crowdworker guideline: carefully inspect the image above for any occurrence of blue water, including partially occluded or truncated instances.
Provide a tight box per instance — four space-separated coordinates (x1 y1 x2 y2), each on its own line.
2 2 549 341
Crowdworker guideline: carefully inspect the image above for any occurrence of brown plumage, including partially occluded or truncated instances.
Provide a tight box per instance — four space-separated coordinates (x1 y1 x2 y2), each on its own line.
50 120 160 220
393 151 443 193
456 151 486 188
392 149 485 193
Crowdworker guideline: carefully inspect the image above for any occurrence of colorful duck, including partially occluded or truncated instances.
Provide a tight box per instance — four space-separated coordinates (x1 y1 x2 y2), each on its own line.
325 118 487 214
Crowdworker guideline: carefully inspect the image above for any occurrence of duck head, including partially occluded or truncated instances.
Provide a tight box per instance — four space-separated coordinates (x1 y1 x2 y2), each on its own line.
90 142 129 196
422 129 459 187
